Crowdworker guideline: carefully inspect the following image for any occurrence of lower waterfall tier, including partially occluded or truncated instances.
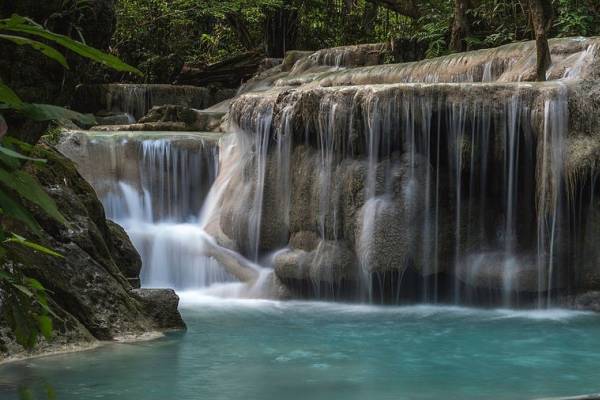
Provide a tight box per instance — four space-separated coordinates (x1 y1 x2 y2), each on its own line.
216 80 600 305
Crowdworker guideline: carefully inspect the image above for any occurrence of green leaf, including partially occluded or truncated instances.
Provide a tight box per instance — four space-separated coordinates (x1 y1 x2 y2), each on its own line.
0 148 23 170
0 97 95 125
0 34 68 68
21 103 96 125
0 270 14 282
1 15 142 75
0 113 6 137
5 233 64 258
0 144 47 163
12 283 34 298
11 300 38 349
0 81 24 109
25 276 45 291
0 188 42 232
0 169 66 224
37 315 53 340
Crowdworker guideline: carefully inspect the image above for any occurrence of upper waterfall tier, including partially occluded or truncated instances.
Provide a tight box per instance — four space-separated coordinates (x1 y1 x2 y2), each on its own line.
58 130 223 221
73 84 236 120
277 37 600 87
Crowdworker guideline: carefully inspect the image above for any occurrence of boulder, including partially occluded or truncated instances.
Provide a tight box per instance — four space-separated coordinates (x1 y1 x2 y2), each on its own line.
136 104 226 132
132 289 186 331
95 112 134 126
107 220 142 288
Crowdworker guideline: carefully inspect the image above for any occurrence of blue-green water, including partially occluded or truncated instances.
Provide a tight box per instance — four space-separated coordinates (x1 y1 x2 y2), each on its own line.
2 293 600 400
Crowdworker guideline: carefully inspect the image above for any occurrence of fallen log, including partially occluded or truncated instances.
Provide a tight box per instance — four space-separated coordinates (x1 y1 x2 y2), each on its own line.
174 50 266 88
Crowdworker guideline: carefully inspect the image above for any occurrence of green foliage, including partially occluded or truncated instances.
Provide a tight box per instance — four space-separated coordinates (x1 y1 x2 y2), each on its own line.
112 0 284 81
113 0 600 75
0 14 139 352
411 13 451 58
554 0 595 36
0 14 142 75
1 270 58 349
0 138 65 350
0 34 69 68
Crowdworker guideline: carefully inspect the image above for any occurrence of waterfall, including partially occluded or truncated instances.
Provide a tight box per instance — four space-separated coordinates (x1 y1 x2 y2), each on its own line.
226 70 596 305
58 131 234 290
58 37 600 306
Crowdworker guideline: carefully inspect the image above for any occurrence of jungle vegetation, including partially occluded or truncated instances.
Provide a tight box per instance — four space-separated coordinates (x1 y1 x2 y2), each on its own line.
111 0 600 82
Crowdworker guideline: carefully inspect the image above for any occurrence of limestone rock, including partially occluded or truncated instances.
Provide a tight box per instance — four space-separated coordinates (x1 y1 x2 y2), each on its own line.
132 289 186 331
107 220 142 288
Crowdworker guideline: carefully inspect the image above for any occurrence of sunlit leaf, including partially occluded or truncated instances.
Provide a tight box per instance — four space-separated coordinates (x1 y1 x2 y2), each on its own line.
12 283 34 298
37 315 53 340
5 233 64 258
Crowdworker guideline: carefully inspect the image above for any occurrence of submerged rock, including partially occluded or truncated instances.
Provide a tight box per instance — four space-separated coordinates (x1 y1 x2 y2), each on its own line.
559 291 600 313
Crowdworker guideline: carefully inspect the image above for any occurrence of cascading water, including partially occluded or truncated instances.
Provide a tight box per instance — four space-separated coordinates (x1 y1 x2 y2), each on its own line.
219 37 600 306
58 37 600 307
58 131 234 290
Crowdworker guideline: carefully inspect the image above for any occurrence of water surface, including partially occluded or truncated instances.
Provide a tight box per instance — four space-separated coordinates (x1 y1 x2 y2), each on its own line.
1 293 600 400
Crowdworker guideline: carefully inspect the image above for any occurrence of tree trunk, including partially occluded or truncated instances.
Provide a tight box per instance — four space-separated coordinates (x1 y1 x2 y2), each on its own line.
225 12 255 50
264 6 299 58
449 0 471 53
363 2 379 36
528 0 553 81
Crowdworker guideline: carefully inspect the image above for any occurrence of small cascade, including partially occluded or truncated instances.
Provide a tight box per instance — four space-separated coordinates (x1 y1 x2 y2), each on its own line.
58 131 233 290
72 84 234 121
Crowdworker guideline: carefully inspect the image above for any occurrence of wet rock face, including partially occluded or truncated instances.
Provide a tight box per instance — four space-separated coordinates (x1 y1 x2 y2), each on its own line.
57 129 222 223
107 221 142 288
0 144 184 360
